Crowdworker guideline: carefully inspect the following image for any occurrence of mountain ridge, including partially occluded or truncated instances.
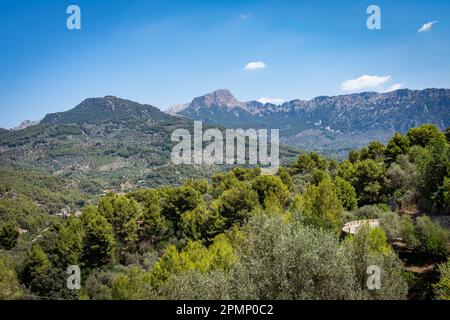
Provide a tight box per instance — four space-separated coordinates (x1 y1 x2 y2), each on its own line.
41 96 173 125
171 88 450 115
170 88 450 156
0 96 299 194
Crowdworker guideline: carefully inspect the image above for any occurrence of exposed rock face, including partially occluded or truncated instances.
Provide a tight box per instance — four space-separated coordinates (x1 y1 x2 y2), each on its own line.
189 89 246 110
12 120 39 131
171 88 450 156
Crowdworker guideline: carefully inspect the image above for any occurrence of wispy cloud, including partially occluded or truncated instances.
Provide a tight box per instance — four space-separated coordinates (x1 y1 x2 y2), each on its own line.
418 21 438 32
341 75 391 91
240 13 252 19
244 61 266 71
257 97 284 105
385 83 404 92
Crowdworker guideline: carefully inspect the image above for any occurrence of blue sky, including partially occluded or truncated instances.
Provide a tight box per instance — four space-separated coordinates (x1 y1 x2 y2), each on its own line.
0 0 449 128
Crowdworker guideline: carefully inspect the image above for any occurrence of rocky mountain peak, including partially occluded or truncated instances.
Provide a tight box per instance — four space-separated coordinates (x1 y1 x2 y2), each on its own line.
190 89 245 109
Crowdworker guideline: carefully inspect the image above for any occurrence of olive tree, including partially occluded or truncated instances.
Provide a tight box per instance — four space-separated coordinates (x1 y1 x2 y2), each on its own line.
228 215 359 300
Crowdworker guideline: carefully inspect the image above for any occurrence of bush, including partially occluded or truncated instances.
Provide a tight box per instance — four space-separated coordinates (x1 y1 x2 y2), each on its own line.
0 222 19 250
352 205 383 219
229 215 359 299
160 270 230 300
400 216 419 247
0 254 24 299
30 267 80 300
344 225 408 299
433 260 450 300
379 211 402 241
111 266 154 300
151 235 236 288
82 269 116 300
415 216 448 259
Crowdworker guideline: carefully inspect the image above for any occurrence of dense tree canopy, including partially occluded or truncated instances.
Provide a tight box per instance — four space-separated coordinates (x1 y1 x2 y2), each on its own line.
215 182 259 228
2 124 448 301
407 124 446 148
98 194 142 243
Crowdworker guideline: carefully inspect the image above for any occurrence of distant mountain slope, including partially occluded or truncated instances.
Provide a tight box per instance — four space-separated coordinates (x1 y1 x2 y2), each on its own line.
0 164 90 232
0 96 299 194
166 103 189 115
41 96 171 125
171 89 450 157
0 97 205 193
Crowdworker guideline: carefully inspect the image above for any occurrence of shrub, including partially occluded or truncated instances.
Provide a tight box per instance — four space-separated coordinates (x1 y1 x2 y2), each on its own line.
379 211 402 241
400 216 419 247
229 215 358 299
111 266 154 300
353 205 383 219
344 225 408 299
415 216 448 259
0 222 19 250
433 260 450 300
160 270 230 300
0 254 24 299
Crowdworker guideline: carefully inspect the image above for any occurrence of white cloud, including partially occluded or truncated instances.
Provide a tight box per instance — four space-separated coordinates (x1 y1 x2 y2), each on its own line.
240 13 252 19
418 21 438 32
341 75 391 91
244 61 266 71
257 97 284 105
385 83 404 92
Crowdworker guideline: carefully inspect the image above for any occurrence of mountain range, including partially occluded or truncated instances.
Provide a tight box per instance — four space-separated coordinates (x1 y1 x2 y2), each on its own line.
0 96 298 195
0 88 448 196
169 88 450 157
0 97 200 193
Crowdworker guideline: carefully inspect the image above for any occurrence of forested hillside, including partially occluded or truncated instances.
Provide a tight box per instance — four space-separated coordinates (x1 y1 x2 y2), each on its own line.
1 124 449 300
0 96 299 196
0 102 210 193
